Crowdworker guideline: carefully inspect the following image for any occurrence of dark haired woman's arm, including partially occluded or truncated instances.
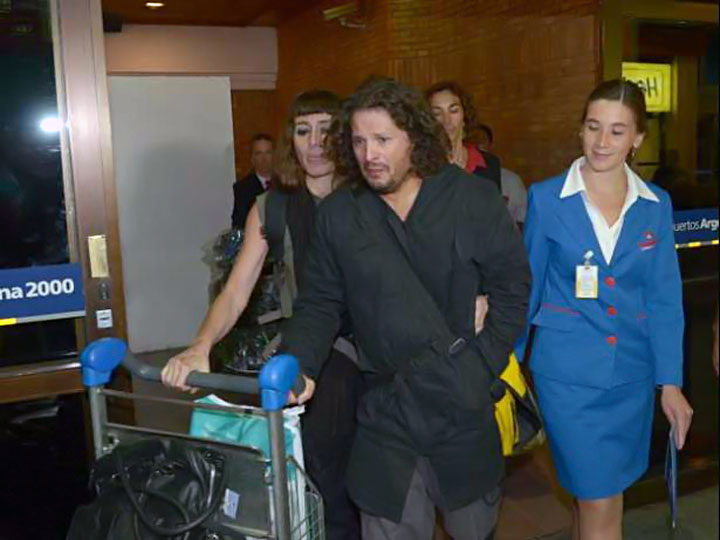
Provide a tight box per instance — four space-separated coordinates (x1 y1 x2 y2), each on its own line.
161 203 269 392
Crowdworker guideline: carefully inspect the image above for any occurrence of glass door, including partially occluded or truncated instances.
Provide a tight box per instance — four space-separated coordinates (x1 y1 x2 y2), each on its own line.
1 0 80 366
620 14 718 504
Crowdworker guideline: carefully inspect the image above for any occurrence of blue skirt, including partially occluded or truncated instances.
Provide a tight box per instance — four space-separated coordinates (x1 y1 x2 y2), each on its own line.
533 374 655 499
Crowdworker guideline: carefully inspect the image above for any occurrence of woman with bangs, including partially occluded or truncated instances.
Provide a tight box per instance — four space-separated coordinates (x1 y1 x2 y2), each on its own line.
162 89 362 539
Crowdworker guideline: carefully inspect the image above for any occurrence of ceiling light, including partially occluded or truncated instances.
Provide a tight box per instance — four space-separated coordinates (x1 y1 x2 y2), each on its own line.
145 2 165 9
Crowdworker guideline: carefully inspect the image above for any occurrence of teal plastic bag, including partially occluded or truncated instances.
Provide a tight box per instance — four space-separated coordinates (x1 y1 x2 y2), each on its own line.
189 394 304 465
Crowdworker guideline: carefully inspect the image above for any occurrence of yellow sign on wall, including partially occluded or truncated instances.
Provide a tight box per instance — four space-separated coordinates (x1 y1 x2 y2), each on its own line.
622 62 672 113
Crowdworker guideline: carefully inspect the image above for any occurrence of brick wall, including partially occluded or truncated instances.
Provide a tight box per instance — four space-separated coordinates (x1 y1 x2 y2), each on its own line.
274 1 392 128
231 90 277 176
276 0 602 183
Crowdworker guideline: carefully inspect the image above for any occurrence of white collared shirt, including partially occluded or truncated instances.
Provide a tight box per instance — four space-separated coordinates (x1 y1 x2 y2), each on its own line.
560 157 659 265
256 173 271 190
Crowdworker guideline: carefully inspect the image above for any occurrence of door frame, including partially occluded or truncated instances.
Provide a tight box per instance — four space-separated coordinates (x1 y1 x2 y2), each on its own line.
0 0 126 404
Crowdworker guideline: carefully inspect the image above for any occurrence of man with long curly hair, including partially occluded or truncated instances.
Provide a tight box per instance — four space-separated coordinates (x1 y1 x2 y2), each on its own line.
282 77 530 538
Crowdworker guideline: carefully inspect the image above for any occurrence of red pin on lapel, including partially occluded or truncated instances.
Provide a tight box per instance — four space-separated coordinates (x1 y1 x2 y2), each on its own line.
638 230 657 250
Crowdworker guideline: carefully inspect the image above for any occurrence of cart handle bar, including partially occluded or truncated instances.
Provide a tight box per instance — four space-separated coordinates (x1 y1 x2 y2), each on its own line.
80 337 305 411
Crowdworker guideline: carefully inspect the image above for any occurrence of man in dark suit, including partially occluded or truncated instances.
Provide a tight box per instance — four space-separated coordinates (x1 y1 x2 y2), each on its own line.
231 133 275 229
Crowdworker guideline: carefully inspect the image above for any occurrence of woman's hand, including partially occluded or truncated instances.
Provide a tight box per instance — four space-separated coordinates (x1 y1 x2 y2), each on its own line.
161 343 211 393
474 295 489 334
661 385 693 449
160 203 269 394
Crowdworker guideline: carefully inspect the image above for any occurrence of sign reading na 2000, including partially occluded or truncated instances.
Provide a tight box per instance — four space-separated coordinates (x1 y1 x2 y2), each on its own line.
0 263 86 324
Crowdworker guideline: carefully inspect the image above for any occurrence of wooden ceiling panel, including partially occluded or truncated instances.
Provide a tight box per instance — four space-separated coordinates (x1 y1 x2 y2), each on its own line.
102 0 322 27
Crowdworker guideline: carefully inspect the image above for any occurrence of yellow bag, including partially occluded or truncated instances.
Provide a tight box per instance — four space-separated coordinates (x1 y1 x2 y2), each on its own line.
494 352 545 456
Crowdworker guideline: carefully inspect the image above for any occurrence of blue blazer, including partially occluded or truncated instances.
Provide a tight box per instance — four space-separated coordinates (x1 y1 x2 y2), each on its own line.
515 171 684 389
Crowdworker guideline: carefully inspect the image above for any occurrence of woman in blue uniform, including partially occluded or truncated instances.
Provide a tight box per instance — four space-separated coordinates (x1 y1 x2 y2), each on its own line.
516 79 693 540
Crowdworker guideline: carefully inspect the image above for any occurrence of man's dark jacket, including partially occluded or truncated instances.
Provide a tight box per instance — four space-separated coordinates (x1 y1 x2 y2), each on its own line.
231 171 268 229
282 164 530 522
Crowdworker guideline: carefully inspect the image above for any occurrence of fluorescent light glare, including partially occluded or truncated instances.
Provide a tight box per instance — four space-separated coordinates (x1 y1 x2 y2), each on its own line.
145 2 165 8
39 116 62 133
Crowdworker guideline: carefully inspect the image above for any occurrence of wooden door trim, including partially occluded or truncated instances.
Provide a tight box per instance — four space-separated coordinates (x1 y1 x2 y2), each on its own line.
0 0 128 405
0 361 83 404
56 0 127 346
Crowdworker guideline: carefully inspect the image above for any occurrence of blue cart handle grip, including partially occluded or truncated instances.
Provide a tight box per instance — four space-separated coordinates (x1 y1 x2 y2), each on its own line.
259 354 304 411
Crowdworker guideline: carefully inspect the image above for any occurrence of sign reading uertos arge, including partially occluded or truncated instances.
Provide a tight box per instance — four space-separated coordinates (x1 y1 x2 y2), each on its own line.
673 208 719 246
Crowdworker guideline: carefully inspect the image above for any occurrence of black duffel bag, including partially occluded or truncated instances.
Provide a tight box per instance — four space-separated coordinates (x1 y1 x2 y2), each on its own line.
67 438 236 540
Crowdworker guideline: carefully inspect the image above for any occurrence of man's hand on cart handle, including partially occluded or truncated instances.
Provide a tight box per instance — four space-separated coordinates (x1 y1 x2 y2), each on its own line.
289 374 316 405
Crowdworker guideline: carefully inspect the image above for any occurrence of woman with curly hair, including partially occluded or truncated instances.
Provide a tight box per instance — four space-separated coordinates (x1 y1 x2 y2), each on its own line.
426 80 502 189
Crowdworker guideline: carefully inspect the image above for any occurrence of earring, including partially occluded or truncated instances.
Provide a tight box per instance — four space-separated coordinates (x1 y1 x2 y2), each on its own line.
629 146 638 162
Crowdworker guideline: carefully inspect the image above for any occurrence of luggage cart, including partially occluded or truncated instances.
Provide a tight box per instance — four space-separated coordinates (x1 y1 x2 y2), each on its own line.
80 337 324 540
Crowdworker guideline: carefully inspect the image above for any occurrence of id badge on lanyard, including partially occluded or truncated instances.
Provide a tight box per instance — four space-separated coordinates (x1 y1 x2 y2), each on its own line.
576 250 598 299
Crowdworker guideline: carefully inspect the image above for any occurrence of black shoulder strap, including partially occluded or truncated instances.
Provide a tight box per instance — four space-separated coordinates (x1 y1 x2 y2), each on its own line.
264 190 289 261
479 150 502 190
352 189 506 382
352 192 465 350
